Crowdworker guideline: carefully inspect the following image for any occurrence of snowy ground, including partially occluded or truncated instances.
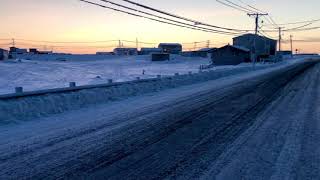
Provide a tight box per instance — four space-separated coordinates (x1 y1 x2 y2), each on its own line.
0 55 209 94
0 58 319 179
0 54 276 94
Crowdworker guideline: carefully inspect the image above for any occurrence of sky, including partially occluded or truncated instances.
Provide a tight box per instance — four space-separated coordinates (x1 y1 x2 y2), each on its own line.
0 0 319 54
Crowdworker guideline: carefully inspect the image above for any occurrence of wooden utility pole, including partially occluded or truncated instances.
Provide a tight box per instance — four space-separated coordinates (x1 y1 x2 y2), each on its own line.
193 42 197 51
118 40 121 48
11 38 15 47
206 40 210 48
290 35 293 57
247 13 268 34
247 13 268 66
136 38 139 49
278 27 282 51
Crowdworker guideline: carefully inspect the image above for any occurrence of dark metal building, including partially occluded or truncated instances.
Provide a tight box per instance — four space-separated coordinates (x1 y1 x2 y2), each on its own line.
211 45 250 65
233 34 277 60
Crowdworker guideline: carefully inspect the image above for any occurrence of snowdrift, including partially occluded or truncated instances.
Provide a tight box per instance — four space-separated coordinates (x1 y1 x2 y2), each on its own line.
0 61 317 123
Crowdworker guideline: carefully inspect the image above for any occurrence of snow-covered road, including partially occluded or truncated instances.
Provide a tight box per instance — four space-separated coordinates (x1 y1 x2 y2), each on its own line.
0 60 319 179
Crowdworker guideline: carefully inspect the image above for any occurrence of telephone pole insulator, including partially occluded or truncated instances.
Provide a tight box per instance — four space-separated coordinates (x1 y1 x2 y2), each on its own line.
247 13 268 34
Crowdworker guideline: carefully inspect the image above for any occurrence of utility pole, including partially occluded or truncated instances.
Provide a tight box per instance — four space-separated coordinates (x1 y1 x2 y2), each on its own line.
11 38 15 47
118 40 121 48
136 38 139 49
206 40 210 48
247 13 268 67
290 35 293 57
278 27 283 51
193 42 198 51
247 13 268 34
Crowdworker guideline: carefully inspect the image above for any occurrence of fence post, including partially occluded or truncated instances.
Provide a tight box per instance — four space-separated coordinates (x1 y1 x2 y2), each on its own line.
69 82 76 88
15 87 23 94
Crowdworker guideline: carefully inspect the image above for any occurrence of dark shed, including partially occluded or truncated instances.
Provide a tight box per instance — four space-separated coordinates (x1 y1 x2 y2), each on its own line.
211 45 250 65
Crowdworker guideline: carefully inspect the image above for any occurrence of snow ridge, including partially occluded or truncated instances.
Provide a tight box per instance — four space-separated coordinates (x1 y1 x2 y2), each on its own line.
0 65 271 123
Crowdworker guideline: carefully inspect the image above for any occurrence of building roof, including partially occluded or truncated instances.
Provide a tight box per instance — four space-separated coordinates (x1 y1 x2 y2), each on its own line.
158 43 182 46
114 48 138 50
233 33 277 42
141 48 162 51
217 45 250 52
231 45 250 52
198 48 217 52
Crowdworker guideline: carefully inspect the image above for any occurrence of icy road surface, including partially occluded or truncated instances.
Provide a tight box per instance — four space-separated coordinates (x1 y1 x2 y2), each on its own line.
0 60 319 179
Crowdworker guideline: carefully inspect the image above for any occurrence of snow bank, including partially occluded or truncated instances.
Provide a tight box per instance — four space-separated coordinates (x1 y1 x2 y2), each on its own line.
1 57 318 123
0 64 278 123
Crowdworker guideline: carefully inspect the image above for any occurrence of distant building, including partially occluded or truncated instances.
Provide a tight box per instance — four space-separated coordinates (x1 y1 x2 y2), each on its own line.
9 47 28 58
277 50 293 60
15 48 28 54
211 45 250 65
181 51 207 58
198 48 217 53
0 48 9 60
96 52 114 55
233 34 277 61
181 48 217 58
29 48 38 54
277 50 292 56
158 43 182 54
113 48 138 55
37 51 53 54
152 53 170 61
140 48 162 55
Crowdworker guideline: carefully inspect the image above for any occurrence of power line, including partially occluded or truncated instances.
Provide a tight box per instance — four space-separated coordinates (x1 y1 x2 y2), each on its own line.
13 39 119 44
229 0 278 28
98 0 246 35
216 0 255 13
98 0 244 34
282 38 320 43
283 26 320 32
269 18 320 26
80 0 244 35
120 0 250 32
262 24 318 32
282 23 314 31
236 0 267 13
